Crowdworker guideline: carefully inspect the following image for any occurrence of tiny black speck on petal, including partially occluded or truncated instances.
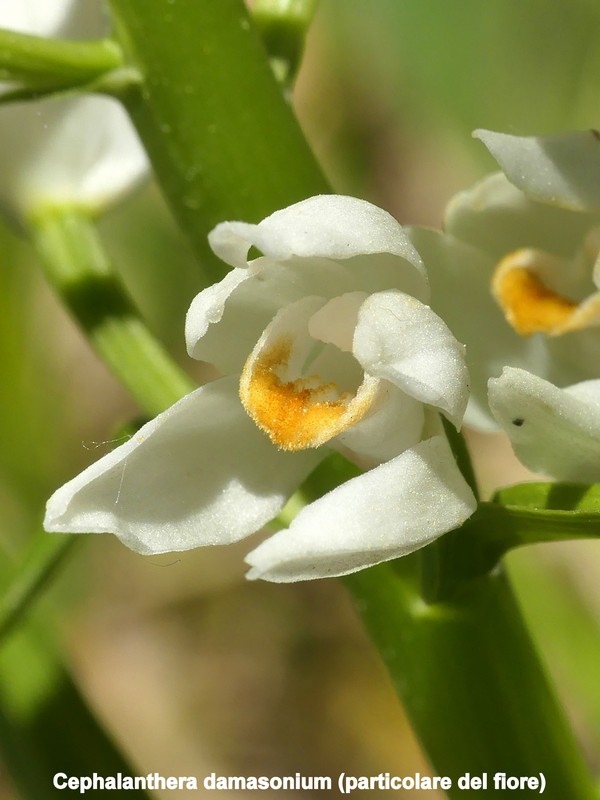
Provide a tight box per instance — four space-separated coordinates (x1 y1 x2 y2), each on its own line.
512 418 524 427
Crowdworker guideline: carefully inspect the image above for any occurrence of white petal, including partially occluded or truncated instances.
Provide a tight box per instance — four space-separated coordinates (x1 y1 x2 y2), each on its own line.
245 436 477 582
488 367 600 481
208 195 429 303
208 221 263 268
2 95 148 216
185 250 430 375
185 265 254 361
352 289 469 427
308 291 367 352
210 194 425 267
475 129 600 213
565 380 600 406
44 376 322 554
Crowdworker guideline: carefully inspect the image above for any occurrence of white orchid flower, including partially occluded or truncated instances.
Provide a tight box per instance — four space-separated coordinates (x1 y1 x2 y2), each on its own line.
409 129 600 430
0 0 148 219
44 196 476 582
489 367 600 483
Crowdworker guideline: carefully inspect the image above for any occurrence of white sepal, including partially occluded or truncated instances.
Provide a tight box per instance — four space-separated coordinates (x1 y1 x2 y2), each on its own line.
44 377 322 554
244 435 477 582
488 367 600 481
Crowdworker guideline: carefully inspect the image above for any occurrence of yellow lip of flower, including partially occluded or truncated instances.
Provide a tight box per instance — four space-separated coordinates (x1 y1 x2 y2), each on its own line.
492 247 600 336
239 337 379 451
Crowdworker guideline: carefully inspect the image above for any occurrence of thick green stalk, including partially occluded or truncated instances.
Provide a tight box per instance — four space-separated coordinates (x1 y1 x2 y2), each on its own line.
344 563 597 799
107 0 329 279
29 209 194 417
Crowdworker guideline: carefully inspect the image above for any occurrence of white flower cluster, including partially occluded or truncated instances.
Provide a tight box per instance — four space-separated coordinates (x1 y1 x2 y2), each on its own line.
14 2 600 580
410 129 600 482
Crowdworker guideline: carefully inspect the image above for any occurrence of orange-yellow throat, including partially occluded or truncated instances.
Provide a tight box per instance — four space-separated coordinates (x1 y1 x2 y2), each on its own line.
492 248 600 336
240 338 376 451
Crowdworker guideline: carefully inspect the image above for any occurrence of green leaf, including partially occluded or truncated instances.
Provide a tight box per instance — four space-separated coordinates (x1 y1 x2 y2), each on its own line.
495 481 600 513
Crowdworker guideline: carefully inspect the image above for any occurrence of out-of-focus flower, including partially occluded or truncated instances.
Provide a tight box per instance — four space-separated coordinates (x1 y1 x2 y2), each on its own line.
0 0 148 219
1 0 73 35
44 196 476 582
489 367 600 482
409 129 600 430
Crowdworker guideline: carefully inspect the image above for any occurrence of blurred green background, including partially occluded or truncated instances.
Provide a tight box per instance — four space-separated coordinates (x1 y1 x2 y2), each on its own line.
0 1 599 797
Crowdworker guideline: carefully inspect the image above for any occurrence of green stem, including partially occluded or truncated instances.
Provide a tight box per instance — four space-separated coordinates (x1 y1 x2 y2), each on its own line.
344 563 597 800
420 418 480 600
107 0 329 279
29 208 194 417
0 535 78 642
0 28 123 90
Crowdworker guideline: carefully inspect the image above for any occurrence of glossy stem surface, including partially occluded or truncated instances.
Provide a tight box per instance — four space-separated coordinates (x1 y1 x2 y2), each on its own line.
108 0 328 279
344 563 597 799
